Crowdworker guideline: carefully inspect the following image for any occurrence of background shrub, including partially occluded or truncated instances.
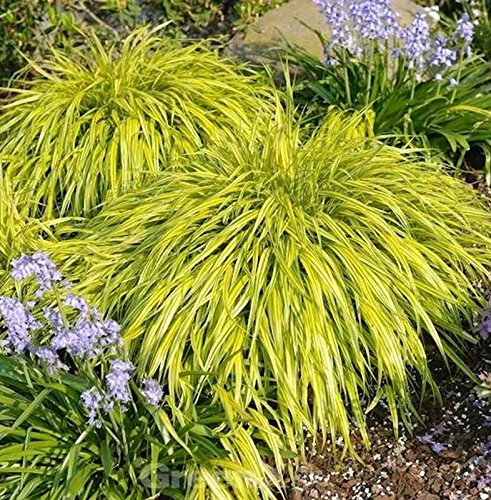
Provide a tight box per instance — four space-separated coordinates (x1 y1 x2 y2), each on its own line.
0 0 46 81
48 108 491 459
150 0 285 36
0 27 273 219
0 0 287 83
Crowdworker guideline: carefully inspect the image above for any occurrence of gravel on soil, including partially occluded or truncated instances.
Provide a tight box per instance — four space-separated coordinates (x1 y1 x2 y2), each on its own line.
287 343 491 499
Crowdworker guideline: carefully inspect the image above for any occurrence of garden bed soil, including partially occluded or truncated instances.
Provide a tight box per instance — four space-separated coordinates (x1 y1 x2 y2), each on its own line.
287 342 491 499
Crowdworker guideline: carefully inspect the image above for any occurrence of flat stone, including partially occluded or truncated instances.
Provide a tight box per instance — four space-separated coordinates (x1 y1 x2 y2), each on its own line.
226 0 421 63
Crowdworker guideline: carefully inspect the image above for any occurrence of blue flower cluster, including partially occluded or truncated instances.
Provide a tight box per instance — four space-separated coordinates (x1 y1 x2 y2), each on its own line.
47 293 123 359
314 0 399 60
0 297 39 354
454 13 475 55
349 0 399 42
428 34 457 81
141 378 164 407
11 252 63 297
313 0 475 81
0 252 164 425
401 11 432 72
81 363 164 426
81 387 105 425
81 359 135 426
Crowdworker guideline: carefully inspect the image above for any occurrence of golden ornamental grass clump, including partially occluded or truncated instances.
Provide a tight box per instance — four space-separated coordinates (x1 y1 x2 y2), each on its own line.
0 180 41 290
49 108 491 464
0 27 274 219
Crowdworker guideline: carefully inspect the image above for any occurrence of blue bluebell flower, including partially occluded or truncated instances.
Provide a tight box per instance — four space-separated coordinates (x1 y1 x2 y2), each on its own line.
428 34 456 81
454 13 474 45
400 11 431 72
34 346 68 374
315 0 357 55
100 319 123 349
105 358 134 404
10 252 63 297
43 307 65 334
141 379 164 407
315 0 400 59
81 387 104 426
64 294 89 316
50 312 123 359
0 297 39 353
348 0 399 42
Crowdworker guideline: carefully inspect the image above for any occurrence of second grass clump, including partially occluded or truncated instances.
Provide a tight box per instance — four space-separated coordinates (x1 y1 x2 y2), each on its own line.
0 27 272 219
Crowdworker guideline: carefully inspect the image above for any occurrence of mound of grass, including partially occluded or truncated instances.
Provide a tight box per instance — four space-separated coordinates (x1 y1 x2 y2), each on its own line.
49 107 491 462
0 180 39 290
0 27 273 219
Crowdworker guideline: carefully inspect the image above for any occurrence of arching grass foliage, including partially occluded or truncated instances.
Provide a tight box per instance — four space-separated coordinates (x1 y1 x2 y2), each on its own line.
0 27 273 219
0 180 39 290
48 109 491 463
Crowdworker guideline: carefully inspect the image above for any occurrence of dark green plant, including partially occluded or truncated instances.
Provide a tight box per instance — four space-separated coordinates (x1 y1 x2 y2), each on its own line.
155 0 284 36
0 0 47 81
471 1 491 59
285 4 491 179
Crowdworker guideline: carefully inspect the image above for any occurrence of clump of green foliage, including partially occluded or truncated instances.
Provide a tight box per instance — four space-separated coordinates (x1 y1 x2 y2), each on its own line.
0 27 273 219
49 107 491 461
0 258 280 499
0 0 46 81
286 2 491 178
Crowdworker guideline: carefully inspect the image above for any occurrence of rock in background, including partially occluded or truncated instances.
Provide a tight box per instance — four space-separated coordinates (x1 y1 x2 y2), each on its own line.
226 0 421 62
